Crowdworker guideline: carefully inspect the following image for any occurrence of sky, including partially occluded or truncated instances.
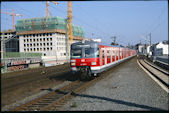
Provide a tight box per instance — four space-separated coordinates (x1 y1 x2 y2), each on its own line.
1 1 168 46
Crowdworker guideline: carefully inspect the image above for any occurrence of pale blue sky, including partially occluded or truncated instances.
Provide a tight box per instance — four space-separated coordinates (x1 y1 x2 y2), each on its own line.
1 1 168 46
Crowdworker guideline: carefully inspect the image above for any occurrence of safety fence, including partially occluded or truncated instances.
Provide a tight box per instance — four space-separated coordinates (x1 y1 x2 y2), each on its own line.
2 52 42 58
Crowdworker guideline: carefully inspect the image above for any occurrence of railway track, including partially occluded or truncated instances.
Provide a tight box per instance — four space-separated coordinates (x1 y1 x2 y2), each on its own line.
143 59 169 76
9 80 83 111
7 57 134 111
137 57 169 93
9 71 110 111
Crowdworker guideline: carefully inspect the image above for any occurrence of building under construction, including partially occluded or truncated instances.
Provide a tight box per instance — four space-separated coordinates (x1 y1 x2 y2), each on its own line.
15 16 85 66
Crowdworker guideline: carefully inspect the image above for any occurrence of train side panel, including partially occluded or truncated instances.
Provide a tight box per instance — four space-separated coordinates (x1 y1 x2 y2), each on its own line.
90 45 136 74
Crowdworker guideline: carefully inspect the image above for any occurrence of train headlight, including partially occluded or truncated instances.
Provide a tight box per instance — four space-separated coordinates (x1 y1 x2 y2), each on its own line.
91 62 96 65
71 62 76 66
71 60 76 62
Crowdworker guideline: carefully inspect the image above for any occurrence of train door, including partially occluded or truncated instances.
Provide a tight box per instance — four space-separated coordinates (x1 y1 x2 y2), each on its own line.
100 47 105 66
112 48 115 62
111 48 112 62
116 48 119 61
115 48 117 61
105 48 107 65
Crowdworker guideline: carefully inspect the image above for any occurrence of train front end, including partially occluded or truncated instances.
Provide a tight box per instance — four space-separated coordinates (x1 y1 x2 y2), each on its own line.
70 40 99 78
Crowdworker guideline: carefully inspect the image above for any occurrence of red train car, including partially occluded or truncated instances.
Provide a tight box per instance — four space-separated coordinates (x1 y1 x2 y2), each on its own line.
70 40 136 79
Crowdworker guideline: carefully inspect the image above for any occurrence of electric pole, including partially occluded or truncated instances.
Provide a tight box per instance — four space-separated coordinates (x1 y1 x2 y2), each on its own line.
149 33 151 46
111 36 116 45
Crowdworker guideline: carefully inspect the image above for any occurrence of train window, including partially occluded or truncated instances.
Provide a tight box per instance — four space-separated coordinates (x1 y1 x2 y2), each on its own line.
84 48 99 58
71 49 82 58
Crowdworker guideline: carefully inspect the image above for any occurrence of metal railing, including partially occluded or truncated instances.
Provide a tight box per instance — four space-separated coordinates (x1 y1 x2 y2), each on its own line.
2 52 42 59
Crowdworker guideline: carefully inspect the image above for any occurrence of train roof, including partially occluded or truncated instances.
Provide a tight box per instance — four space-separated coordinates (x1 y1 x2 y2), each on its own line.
72 40 135 50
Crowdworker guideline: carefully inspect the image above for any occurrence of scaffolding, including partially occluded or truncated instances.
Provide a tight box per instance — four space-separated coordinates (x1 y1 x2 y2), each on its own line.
15 16 85 38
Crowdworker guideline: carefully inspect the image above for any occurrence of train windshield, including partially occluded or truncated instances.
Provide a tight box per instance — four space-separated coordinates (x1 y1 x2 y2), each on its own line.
71 43 99 59
71 49 82 58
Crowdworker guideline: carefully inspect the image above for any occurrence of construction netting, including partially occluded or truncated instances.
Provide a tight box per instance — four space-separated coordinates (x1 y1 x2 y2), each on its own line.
15 16 85 37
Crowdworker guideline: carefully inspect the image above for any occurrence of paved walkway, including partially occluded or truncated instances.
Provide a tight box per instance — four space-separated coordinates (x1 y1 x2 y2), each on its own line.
62 57 168 111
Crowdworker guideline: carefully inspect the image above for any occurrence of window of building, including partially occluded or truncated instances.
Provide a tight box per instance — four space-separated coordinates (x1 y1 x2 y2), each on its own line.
30 44 32 47
37 43 39 46
40 43 42 46
30 39 32 42
50 42 52 46
40 48 42 51
33 39 35 42
30 48 32 51
47 38 49 41
27 44 29 47
37 48 39 51
43 43 45 46
34 43 36 46
43 38 45 41
37 38 39 41
24 39 26 42
50 38 52 41
50 47 52 50
47 43 49 46
34 48 36 51
47 47 49 51
24 49 26 52
27 48 29 51
44 48 46 51
27 39 29 42
24 44 26 47
40 38 42 41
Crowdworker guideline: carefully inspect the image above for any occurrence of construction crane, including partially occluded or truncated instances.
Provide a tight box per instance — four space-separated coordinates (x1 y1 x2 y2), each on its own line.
46 1 59 17
0 9 22 30
66 1 73 59
45 1 73 60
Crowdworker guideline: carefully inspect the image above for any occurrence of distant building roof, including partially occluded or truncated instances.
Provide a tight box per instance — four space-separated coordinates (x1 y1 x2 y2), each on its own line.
162 40 169 45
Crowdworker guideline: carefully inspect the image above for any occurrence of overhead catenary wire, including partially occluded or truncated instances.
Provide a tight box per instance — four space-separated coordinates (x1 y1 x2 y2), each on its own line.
74 3 130 45
49 2 107 39
74 4 111 37
142 6 167 38
143 6 167 35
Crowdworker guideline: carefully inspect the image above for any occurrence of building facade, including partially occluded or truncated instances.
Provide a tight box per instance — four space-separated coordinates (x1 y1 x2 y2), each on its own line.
155 40 169 55
15 16 85 66
0 30 19 53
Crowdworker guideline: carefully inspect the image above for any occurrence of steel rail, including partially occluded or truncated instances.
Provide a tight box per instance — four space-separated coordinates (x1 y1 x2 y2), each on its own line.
42 70 111 111
9 80 80 111
143 59 169 76
137 58 168 93
9 56 135 111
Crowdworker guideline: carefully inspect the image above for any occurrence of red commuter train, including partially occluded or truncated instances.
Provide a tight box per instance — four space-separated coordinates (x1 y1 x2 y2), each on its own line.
70 39 136 79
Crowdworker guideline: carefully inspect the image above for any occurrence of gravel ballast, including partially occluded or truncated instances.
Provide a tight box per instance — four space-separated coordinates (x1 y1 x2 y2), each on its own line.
61 57 168 111
2 81 72 111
